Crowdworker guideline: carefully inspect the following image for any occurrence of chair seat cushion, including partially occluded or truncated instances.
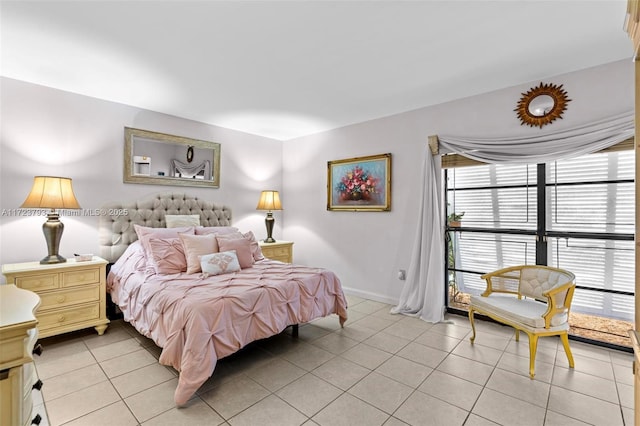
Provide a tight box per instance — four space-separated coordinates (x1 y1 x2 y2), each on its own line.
470 294 567 329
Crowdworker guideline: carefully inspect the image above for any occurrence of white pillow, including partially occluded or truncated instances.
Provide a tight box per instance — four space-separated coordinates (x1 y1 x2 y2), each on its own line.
165 214 201 228
200 251 241 277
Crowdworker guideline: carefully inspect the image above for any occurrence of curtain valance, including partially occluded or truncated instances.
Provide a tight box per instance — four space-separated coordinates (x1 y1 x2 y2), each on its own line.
437 111 633 164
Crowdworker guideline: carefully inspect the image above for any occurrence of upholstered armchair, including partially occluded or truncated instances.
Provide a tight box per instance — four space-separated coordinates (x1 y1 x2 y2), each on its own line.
468 265 576 378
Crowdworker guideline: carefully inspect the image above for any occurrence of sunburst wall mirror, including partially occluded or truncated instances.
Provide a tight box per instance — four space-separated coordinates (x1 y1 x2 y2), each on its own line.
515 82 571 128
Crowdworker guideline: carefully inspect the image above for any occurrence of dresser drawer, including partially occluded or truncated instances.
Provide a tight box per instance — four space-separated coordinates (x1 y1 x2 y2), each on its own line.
22 388 33 426
259 241 293 263
37 303 100 332
62 268 100 287
14 273 59 292
38 285 100 311
269 254 290 263
22 363 35 396
265 246 289 257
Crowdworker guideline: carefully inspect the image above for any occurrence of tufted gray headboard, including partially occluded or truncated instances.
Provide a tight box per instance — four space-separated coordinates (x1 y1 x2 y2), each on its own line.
98 192 232 263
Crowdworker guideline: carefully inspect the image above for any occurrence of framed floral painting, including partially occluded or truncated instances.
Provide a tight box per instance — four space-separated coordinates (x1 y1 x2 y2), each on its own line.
327 153 391 211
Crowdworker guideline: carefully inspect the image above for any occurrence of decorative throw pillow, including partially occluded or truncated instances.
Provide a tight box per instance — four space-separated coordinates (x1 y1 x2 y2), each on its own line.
243 230 265 261
216 231 264 261
179 233 219 274
199 251 241 277
146 237 187 274
194 226 240 236
165 214 201 228
216 237 254 268
133 224 195 260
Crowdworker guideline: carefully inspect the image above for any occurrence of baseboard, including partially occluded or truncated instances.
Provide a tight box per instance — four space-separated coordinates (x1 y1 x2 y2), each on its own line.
341 286 398 306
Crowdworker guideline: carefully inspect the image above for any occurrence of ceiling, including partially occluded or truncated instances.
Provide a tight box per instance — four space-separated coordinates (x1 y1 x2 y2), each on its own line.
0 1 633 141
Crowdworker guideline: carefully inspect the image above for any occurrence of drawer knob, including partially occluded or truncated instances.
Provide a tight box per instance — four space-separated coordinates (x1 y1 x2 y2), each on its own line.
57 315 66 323
32 414 42 425
32 344 43 356
32 379 43 391
56 295 66 303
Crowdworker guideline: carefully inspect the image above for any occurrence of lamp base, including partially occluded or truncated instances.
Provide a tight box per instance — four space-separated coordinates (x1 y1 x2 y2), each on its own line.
40 254 66 264
41 211 66 264
264 211 276 244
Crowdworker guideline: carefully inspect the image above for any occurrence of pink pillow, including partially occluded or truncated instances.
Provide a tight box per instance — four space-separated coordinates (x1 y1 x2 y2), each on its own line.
216 231 264 261
216 237 254 269
134 224 195 257
179 233 219 274
242 231 265 261
195 226 240 236
147 237 187 274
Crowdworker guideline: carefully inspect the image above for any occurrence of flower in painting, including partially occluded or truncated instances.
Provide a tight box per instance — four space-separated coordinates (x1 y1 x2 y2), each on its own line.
336 165 379 201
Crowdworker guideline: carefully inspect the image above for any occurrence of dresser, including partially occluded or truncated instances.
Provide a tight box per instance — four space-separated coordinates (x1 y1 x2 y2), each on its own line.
2 257 110 339
259 241 294 263
0 284 41 426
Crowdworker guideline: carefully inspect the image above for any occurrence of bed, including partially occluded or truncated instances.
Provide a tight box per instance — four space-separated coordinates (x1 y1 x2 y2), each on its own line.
99 192 348 406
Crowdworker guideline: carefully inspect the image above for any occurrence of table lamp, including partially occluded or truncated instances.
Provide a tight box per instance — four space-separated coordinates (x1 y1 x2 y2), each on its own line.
20 176 81 264
256 190 282 243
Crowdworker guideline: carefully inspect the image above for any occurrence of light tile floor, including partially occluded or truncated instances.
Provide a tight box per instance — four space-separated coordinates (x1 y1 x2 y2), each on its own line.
31 295 634 425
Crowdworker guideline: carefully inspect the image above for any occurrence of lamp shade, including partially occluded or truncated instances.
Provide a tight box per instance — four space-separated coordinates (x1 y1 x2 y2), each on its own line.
21 176 81 209
256 190 282 211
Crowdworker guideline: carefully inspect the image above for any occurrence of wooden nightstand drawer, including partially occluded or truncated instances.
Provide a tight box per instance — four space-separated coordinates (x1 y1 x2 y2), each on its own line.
38 285 100 311
268 254 290 263
37 303 100 332
15 273 59 292
259 241 294 263
62 268 100 287
268 247 289 257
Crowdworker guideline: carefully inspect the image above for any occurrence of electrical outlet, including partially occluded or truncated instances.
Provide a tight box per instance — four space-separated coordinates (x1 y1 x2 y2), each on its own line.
398 269 406 280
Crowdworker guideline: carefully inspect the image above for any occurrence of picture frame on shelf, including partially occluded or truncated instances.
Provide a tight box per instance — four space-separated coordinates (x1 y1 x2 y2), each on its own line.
327 153 391 212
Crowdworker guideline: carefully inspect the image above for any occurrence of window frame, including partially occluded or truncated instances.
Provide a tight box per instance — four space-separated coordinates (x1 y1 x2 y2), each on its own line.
443 139 635 310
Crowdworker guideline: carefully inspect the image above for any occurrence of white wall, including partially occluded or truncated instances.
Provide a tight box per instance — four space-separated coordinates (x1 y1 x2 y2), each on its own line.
282 59 633 303
0 78 283 275
0 60 633 300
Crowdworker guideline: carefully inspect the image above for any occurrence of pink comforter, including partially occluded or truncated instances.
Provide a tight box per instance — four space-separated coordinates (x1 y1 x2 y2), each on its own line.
107 242 348 405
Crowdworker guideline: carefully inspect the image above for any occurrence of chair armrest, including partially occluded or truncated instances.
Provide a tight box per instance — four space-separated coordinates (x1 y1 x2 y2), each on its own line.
541 281 576 328
480 266 522 297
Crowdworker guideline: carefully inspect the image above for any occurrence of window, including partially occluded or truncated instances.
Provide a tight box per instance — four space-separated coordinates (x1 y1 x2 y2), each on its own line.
445 148 634 346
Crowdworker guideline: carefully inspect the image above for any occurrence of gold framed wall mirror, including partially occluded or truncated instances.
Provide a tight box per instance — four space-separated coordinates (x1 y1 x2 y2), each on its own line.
515 82 571 128
123 127 221 188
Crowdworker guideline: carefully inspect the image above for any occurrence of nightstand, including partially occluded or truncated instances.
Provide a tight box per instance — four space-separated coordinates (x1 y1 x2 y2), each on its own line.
259 241 294 263
2 257 110 339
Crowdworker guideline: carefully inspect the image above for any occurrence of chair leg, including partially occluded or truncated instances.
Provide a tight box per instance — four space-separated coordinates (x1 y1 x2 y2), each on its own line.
468 308 476 344
527 332 538 379
560 333 575 368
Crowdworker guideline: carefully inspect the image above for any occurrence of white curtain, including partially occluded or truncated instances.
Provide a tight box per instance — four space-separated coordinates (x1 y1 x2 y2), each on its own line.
390 148 445 323
392 111 633 323
438 111 633 163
